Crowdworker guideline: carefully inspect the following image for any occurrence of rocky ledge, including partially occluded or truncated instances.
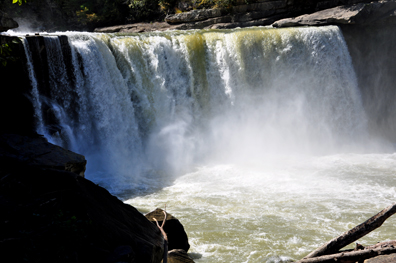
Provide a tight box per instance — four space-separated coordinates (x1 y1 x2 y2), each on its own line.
95 0 396 33
273 0 396 27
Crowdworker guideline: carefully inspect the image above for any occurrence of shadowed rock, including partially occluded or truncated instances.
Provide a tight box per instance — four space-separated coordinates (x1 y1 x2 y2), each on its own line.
0 165 164 263
0 133 87 177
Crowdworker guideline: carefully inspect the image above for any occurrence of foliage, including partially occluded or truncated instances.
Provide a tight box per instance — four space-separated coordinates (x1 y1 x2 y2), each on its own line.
158 0 178 11
127 0 163 22
12 0 26 5
0 39 19 67
197 0 235 9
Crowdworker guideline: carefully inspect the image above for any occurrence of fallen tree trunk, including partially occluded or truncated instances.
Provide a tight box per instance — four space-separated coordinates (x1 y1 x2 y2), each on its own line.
304 202 396 258
296 246 396 263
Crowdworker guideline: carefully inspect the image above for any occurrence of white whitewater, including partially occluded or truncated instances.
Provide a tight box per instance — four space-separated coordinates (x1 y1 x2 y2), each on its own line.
21 26 396 262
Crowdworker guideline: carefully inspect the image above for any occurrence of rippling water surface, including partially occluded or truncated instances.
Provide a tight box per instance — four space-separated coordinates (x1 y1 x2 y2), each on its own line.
127 153 396 262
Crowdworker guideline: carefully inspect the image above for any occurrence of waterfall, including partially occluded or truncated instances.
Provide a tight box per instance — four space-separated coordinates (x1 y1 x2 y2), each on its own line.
22 26 368 194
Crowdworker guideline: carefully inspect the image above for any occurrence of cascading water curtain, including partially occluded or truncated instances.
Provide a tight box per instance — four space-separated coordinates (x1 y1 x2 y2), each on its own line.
23 26 368 194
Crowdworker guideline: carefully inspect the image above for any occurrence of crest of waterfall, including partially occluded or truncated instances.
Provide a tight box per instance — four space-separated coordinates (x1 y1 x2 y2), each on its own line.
22 26 367 193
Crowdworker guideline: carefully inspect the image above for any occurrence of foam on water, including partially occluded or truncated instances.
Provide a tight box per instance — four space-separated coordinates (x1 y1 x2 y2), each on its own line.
20 26 375 194
127 153 396 262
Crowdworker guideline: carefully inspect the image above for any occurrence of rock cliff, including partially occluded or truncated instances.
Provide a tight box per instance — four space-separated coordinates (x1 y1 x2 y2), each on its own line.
95 0 395 33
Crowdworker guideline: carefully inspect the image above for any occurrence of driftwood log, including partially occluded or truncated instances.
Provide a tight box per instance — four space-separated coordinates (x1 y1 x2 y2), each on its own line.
154 211 168 263
304 202 396 259
296 246 396 263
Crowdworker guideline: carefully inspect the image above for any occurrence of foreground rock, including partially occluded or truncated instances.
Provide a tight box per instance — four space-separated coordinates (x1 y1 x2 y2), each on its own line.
273 0 396 27
0 133 86 177
146 208 190 252
0 164 164 263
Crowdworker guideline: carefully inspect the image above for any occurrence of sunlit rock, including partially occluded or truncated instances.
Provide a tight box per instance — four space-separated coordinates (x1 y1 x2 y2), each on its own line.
165 8 225 23
273 1 396 27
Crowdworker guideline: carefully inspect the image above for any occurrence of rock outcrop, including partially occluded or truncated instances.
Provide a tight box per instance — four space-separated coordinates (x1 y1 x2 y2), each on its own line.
0 12 18 32
0 133 87 177
273 0 396 27
0 164 164 263
165 8 226 23
145 208 190 253
95 0 381 33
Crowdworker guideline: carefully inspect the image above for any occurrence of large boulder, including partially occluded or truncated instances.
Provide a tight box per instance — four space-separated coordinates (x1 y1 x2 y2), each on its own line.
0 133 87 177
0 12 18 32
273 0 396 27
0 165 164 263
145 208 190 252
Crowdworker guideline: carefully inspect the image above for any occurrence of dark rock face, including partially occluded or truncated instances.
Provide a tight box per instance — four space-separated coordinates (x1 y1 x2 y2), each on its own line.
340 22 396 142
0 36 35 135
167 249 195 263
0 165 164 263
0 133 87 177
0 12 18 32
145 208 190 253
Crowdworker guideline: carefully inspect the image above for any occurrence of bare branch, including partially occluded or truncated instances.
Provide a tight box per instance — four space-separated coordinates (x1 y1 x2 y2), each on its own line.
297 246 396 263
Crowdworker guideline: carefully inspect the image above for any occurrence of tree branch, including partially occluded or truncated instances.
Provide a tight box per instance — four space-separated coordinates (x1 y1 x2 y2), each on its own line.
304 202 396 258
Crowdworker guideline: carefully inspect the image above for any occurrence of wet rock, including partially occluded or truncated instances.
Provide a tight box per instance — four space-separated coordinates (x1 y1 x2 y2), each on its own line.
167 249 195 263
364 253 396 263
0 12 18 32
273 0 396 27
146 208 190 252
0 133 87 177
